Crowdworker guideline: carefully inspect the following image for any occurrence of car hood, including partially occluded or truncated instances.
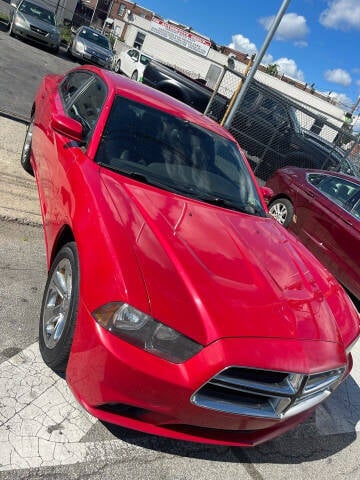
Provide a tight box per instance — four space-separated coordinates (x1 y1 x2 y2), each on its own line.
17 12 59 34
101 172 359 346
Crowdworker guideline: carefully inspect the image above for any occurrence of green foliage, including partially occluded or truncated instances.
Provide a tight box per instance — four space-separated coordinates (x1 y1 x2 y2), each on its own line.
265 64 279 77
0 12 9 23
60 25 72 46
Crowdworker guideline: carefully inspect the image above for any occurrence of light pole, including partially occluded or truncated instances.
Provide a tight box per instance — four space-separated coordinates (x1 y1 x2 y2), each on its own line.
223 0 291 129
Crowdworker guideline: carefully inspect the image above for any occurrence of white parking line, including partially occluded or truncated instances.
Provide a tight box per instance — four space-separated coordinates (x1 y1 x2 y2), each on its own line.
0 340 359 471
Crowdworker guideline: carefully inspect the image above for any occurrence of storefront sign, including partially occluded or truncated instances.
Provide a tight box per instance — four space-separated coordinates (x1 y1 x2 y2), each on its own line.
150 17 211 56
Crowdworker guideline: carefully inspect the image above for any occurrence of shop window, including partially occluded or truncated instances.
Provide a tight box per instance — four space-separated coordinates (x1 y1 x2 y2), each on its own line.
134 31 145 49
117 4 126 16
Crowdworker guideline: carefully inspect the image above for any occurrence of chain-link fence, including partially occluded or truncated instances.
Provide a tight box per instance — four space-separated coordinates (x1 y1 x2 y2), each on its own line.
205 67 360 183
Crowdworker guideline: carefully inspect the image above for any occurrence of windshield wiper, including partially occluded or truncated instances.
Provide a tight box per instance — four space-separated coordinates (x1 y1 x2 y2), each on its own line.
195 193 262 215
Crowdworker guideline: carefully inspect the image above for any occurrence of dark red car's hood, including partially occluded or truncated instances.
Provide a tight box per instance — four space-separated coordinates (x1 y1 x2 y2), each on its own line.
101 173 358 346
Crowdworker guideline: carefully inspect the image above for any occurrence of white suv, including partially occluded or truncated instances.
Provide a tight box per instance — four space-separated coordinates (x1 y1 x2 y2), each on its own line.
112 48 152 81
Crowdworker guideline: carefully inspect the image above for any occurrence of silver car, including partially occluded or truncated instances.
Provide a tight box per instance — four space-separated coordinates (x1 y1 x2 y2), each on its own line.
8 0 61 53
68 26 114 70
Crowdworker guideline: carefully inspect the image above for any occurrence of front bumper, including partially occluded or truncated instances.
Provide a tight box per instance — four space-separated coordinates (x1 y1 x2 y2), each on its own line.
12 24 59 49
66 300 350 446
71 49 112 69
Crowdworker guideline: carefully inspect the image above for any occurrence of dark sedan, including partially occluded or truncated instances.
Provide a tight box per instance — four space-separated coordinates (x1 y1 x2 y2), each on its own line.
267 167 360 299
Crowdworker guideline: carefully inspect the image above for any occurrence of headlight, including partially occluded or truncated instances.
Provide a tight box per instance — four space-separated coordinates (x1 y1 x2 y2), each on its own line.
14 14 28 28
93 302 202 363
346 334 360 354
75 40 85 54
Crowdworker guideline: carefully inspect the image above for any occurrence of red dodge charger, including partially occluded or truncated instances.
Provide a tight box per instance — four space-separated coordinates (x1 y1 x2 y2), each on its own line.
23 65 359 446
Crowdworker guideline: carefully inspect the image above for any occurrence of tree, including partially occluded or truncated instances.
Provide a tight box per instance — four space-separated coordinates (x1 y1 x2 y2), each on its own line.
265 64 279 77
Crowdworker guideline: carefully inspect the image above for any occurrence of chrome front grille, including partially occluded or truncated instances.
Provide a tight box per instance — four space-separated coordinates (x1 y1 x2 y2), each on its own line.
192 366 345 420
30 25 48 36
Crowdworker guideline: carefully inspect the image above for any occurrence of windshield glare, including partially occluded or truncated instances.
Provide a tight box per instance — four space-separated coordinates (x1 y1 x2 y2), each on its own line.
19 0 55 25
95 97 264 216
79 28 110 50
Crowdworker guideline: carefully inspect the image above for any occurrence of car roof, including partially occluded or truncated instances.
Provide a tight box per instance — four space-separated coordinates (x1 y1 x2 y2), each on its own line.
281 167 360 185
75 65 237 142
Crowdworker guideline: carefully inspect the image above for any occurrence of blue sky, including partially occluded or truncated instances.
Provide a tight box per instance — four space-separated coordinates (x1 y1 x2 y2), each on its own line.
140 0 360 113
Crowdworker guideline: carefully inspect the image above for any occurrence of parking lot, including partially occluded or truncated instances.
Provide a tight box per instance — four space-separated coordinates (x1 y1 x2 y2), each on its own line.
0 21 359 480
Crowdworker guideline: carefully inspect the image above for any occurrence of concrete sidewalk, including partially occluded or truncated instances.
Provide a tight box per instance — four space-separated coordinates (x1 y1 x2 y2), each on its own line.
0 116 41 225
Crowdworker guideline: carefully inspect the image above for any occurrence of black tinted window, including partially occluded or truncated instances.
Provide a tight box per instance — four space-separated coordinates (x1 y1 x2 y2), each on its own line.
67 76 107 142
60 71 93 105
95 96 264 216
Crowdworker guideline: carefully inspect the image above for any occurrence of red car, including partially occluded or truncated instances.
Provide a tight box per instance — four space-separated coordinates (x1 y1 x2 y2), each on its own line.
23 66 359 447
267 167 360 301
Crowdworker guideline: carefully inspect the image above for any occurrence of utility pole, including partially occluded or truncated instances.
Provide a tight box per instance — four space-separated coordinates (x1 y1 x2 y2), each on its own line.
224 0 291 129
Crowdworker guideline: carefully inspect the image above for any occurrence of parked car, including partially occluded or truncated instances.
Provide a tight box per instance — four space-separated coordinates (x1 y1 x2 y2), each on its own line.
68 26 113 69
23 65 359 447
113 48 152 81
267 167 360 299
7 0 61 53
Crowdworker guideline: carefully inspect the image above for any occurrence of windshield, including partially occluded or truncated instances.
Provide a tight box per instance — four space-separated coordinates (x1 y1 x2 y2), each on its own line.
78 28 111 50
95 97 265 216
19 0 55 25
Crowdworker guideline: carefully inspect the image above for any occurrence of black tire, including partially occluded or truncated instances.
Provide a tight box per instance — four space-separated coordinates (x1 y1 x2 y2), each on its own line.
114 59 121 73
268 198 294 228
131 70 138 81
21 118 34 176
39 242 80 372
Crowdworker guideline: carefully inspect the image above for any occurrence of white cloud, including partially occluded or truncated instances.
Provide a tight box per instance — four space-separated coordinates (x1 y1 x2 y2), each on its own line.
357 79 360 88
259 13 309 44
320 0 360 30
228 34 257 55
324 68 352 86
274 57 305 81
328 91 353 108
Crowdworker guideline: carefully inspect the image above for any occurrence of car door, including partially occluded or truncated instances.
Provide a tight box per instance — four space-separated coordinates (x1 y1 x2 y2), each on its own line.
294 173 360 296
34 71 107 252
122 49 139 77
323 181 360 297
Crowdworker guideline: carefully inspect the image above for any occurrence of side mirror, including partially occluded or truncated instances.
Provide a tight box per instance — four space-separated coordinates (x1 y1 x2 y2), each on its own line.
51 114 83 142
260 186 273 202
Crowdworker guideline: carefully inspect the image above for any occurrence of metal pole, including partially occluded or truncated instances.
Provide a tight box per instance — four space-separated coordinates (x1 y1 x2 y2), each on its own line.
223 0 291 129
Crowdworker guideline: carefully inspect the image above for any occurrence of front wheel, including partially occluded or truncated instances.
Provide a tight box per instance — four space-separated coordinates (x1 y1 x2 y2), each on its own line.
39 242 80 372
268 198 294 228
21 118 34 176
131 70 138 81
113 60 121 73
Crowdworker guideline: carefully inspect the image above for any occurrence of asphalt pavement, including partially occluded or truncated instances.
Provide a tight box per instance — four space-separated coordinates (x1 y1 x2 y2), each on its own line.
0 116 41 225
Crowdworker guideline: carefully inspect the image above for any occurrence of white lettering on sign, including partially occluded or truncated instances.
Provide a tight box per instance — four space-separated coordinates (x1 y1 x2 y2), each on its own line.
150 18 211 56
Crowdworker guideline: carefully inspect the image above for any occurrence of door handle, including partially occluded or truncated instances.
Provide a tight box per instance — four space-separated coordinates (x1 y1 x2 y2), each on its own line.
341 217 352 227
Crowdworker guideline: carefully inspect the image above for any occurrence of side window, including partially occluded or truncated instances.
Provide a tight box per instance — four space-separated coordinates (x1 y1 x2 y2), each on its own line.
60 72 92 106
316 176 358 206
67 76 107 142
260 96 289 127
351 198 360 220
